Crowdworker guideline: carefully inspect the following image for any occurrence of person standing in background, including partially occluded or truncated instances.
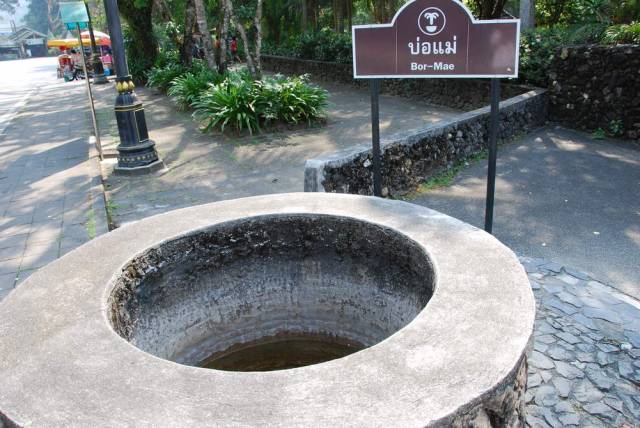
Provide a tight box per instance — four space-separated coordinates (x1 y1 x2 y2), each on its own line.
230 36 238 63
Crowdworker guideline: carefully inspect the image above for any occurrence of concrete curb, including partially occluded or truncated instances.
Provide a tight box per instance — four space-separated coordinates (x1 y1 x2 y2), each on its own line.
87 136 111 235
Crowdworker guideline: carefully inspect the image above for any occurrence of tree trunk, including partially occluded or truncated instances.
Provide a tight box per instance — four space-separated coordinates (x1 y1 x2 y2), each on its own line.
118 0 158 72
301 0 308 32
346 0 353 31
253 0 262 75
153 0 182 47
218 4 229 73
332 0 343 32
309 0 317 30
225 0 263 79
194 0 217 70
181 0 196 67
473 0 507 18
519 0 535 29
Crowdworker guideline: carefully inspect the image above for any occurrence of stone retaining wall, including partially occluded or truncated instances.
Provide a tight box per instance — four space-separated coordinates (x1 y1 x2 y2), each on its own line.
549 45 640 141
262 55 532 111
304 89 547 196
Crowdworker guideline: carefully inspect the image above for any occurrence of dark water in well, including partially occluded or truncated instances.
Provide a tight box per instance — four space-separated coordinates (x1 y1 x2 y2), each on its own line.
201 334 365 371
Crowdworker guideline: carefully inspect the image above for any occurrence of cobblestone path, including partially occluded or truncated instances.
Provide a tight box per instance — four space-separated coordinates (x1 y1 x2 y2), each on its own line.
522 257 640 427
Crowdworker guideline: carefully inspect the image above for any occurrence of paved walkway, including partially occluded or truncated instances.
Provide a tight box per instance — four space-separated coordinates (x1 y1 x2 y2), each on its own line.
1 65 638 424
523 258 640 427
91 81 459 226
0 74 108 300
412 127 640 300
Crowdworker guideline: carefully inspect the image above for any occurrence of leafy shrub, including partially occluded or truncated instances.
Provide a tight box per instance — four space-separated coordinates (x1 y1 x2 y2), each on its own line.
146 63 188 93
154 49 181 69
602 22 640 44
124 26 154 83
192 72 259 133
167 68 224 110
192 72 328 134
519 24 614 87
257 74 328 125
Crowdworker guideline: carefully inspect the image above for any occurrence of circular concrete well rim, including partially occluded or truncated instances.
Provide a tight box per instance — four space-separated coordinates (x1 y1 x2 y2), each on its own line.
0 193 535 427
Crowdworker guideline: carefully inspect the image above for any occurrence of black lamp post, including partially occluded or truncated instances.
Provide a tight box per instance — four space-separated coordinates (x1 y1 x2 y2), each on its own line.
84 0 108 84
103 0 163 174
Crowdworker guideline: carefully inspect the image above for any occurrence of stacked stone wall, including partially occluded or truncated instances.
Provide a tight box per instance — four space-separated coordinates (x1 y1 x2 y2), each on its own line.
262 55 532 111
304 89 547 196
549 45 640 141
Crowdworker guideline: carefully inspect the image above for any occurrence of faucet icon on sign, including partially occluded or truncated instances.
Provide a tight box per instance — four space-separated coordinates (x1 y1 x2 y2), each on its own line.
423 11 439 32
418 7 446 35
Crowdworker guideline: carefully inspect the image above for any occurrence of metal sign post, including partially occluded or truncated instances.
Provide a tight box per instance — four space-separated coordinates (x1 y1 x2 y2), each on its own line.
76 23 103 160
484 78 500 233
352 0 520 232
60 2 103 160
370 79 382 197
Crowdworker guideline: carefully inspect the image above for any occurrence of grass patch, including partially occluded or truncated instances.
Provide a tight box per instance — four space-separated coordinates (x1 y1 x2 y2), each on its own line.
86 209 96 240
105 199 120 229
401 149 488 200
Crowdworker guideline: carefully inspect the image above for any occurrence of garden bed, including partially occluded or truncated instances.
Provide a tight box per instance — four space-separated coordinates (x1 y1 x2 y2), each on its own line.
145 58 329 135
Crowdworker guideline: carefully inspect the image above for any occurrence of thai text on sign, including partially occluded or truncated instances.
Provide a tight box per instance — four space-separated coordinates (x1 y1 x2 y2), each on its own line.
352 0 520 78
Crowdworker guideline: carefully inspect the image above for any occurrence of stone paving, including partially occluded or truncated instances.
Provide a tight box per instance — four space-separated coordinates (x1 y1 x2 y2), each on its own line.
0 62 638 425
522 256 640 427
0 80 108 300
90 81 459 227
411 127 640 300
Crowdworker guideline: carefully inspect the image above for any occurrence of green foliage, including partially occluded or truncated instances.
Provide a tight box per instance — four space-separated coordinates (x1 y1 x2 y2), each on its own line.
592 128 607 139
601 22 640 43
167 69 225 110
192 73 328 134
154 49 181 69
263 29 353 63
146 63 188 92
24 0 49 35
256 74 329 125
609 119 625 136
0 0 18 13
124 25 155 83
192 72 259 134
536 0 639 25
518 23 617 87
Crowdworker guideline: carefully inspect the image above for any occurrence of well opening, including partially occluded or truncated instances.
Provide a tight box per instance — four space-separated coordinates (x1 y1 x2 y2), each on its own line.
108 214 435 372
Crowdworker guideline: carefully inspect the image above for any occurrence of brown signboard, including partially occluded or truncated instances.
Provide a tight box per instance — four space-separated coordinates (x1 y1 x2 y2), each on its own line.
352 0 520 78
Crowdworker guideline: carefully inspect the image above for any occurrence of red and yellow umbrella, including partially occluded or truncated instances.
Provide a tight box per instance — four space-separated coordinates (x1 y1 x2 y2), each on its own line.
47 33 111 49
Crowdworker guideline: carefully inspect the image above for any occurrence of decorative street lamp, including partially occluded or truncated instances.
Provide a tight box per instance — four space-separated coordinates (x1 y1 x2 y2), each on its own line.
103 0 164 174
84 0 108 84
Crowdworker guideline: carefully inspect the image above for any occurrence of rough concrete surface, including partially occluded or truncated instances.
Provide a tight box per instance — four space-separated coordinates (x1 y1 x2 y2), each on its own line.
91 80 458 227
0 194 534 427
412 126 640 299
305 89 547 195
0 58 109 301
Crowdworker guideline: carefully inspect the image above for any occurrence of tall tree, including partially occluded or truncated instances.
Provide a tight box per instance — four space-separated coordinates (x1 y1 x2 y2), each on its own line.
194 0 217 69
224 0 263 78
519 0 535 29
0 0 17 13
180 0 197 66
472 0 508 18
24 0 49 34
118 0 159 72
218 2 231 72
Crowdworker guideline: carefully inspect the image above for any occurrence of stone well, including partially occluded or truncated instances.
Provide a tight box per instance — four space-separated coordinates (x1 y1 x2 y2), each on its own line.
0 193 535 427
